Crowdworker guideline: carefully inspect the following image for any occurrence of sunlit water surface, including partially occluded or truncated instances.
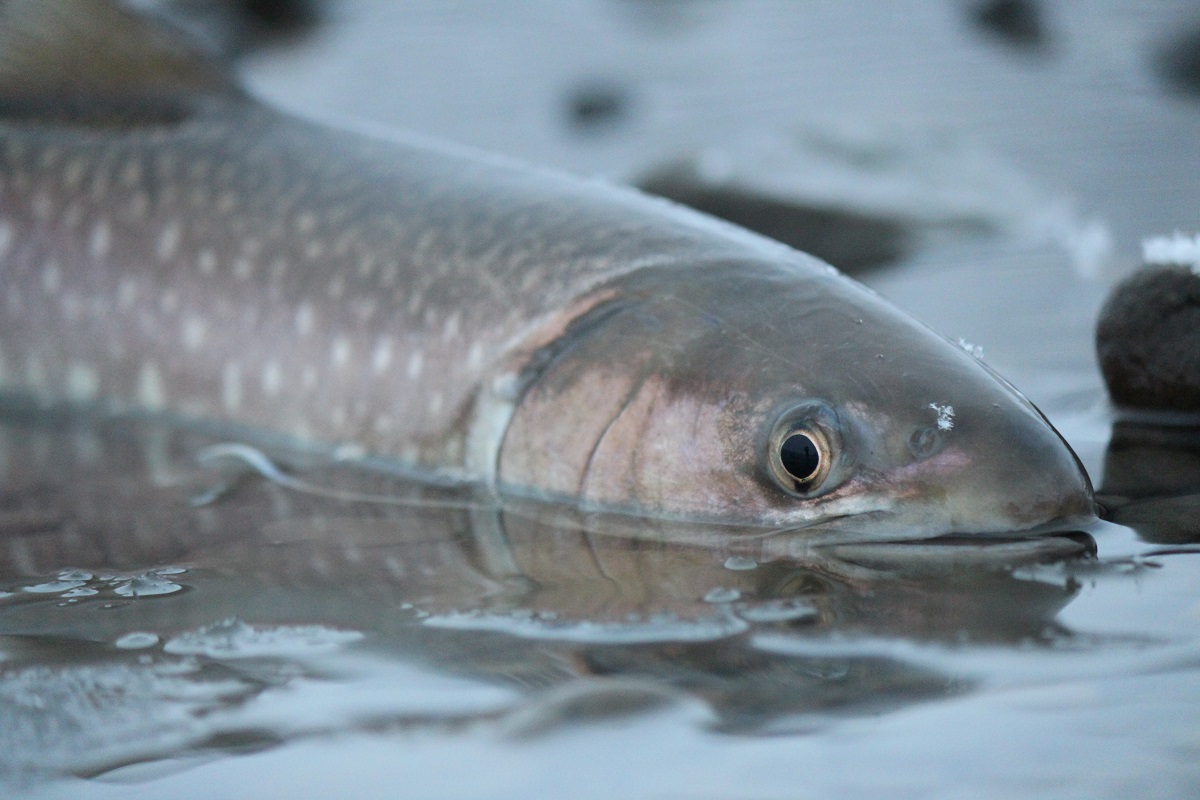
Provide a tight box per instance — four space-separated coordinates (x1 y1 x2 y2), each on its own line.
5 1 1200 797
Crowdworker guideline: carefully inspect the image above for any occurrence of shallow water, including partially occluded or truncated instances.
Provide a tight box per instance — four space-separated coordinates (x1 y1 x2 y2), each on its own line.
5 1 1200 797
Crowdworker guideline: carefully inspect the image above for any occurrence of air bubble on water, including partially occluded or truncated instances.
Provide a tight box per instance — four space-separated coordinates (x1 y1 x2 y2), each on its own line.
736 598 817 623
115 632 161 649
425 608 748 643
58 570 93 581
703 587 742 604
153 567 187 576
61 587 99 598
23 580 86 594
723 556 758 571
163 618 364 659
114 575 183 597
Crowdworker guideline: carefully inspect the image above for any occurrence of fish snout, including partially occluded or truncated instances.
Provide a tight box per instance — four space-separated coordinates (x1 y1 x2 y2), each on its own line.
931 409 1096 535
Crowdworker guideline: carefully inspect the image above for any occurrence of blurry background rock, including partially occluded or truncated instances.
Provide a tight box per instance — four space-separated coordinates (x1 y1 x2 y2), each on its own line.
1154 21 1200 98
965 0 1051 54
1096 233 1200 412
160 0 326 55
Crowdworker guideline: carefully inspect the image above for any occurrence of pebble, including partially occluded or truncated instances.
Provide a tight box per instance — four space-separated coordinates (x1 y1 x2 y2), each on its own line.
1096 265 1200 411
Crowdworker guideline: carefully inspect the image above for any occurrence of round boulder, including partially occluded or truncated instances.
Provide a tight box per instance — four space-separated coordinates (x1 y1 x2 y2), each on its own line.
1096 265 1200 411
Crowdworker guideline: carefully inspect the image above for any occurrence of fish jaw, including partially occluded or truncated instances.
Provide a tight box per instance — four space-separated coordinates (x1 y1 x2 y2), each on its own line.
497 260 1095 539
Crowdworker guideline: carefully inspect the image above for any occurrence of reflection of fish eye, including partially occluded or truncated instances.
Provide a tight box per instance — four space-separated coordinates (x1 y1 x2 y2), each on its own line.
908 426 942 459
769 414 834 495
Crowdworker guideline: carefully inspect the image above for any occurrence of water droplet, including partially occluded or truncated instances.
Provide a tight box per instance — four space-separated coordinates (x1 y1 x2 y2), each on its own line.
61 587 99 598
703 587 741 604
723 556 758 571
23 580 85 594
114 575 182 597
115 632 160 649
736 598 817 623
57 569 92 581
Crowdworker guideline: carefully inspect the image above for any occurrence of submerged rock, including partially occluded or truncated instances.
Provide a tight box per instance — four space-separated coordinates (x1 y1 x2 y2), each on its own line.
967 0 1050 54
1096 265 1200 412
638 165 910 274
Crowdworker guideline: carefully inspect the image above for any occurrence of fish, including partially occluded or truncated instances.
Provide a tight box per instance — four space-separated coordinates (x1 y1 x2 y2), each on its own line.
0 0 1094 539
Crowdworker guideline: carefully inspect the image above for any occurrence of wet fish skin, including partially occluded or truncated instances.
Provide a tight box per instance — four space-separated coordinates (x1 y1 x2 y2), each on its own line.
0 0 1094 536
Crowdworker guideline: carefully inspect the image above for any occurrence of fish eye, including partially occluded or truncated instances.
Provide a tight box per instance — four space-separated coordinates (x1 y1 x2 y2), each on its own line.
780 432 821 482
767 406 837 495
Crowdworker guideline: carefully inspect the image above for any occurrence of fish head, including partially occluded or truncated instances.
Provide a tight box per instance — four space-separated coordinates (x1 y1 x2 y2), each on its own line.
498 260 1095 539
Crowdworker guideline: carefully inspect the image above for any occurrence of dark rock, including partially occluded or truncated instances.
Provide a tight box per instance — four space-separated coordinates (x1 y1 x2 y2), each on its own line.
968 0 1049 53
1096 265 1200 412
1155 26 1200 99
638 169 910 274
565 82 631 133
165 0 325 56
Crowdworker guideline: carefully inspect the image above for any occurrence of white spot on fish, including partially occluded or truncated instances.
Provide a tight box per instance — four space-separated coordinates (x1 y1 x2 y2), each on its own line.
67 363 100 400
295 212 317 233
63 158 85 189
61 292 82 321
331 338 351 368
215 191 236 215
356 254 376 277
197 249 217 275
262 360 282 398
31 191 52 221
118 160 142 188
138 362 166 409
304 240 326 261
157 221 181 261
443 312 460 342
407 351 423 380
182 316 207 351
41 262 61 295
351 298 377 323
379 261 400 287
223 362 242 412
233 256 253 281
117 277 138 310
929 403 955 431
37 146 61 169
371 338 392 374
128 190 149 219
88 221 111 260
467 342 484 370
294 303 314 336
24 353 46 389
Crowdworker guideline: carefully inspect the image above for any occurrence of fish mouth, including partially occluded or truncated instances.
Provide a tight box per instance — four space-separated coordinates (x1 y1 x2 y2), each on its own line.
760 492 1098 545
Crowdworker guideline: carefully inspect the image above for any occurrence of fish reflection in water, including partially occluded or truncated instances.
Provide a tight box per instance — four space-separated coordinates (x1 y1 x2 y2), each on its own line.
0 409 1093 776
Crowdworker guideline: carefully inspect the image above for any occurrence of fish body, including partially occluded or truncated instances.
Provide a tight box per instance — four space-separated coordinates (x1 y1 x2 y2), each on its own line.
0 0 1093 537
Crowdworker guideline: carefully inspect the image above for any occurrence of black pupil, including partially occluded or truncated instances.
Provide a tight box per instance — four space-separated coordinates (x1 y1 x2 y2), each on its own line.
780 433 821 482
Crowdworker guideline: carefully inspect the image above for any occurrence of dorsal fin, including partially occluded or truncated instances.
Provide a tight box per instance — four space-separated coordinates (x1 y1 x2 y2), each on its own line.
0 0 245 124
